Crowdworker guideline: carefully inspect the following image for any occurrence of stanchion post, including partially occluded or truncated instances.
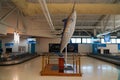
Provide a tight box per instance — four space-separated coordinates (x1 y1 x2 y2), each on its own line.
73 53 75 68
76 55 77 73
79 56 81 74
45 55 47 65
48 53 50 64
72 53 74 73
42 55 44 70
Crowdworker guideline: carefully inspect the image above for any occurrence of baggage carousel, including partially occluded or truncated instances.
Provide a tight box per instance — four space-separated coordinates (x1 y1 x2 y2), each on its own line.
0 53 40 66
88 54 120 65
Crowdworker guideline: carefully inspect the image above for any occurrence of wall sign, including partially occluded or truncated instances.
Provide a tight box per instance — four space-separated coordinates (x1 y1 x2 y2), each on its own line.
5 43 14 47
97 44 106 47
118 44 120 51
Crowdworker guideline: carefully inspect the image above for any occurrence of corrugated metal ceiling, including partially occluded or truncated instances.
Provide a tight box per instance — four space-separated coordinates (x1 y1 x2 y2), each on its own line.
1 0 120 37
27 0 119 3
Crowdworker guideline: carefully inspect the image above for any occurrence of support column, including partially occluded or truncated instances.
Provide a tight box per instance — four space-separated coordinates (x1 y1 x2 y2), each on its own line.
79 56 81 74
113 15 116 30
94 28 97 37
101 20 104 32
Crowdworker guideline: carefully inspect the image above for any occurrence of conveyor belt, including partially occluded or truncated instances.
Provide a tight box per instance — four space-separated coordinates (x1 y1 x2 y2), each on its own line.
0 54 40 66
88 54 120 65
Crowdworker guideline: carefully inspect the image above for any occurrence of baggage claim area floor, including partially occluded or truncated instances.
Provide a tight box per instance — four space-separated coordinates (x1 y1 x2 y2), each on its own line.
0 56 119 80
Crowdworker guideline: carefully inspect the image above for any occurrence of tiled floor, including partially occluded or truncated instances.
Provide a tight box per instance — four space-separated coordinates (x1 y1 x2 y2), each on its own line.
0 56 119 80
81 57 119 80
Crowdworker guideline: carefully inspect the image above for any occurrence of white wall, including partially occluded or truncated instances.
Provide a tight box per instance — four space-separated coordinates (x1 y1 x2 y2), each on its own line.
98 44 118 54
37 37 120 55
37 38 60 53
106 44 118 53
1 37 119 54
78 44 92 53
37 38 92 54
1 37 28 53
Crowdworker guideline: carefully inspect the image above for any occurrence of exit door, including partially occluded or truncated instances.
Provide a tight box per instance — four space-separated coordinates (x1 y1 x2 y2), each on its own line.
31 44 35 53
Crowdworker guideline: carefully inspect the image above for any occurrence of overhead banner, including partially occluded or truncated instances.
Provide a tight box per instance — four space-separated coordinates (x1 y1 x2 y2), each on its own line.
97 44 106 47
5 43 14 47
118 44 120 52
104 34 111 42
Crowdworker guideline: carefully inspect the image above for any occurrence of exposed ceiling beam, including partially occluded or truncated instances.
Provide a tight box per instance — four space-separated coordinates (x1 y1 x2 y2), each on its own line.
103 15 111 31
97 23 120 37
0 7 17 28
93 0 118 27
11 2 120 15
55 26 103 29
80 30 91 36
20 11 27 33
38 0 55 31
93 15 106 26
0 21 15 28
49 3 120 14
16 9 19 31
0 7 16 21
26 0 120 3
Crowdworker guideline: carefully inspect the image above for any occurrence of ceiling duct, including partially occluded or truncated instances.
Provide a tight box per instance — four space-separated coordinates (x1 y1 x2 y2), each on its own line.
26 0 37 3
38 0 55 31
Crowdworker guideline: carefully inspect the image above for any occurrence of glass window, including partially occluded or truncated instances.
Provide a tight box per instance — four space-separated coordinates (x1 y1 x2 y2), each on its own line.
101 38 111 44
87 38 92 43
92 38 100 43
117 39 120 43
82 38 87 43
106 41 111 44
71 38 76 43
105 39 111 44
101 39 105 43
111 39 116 43
76 38 81 43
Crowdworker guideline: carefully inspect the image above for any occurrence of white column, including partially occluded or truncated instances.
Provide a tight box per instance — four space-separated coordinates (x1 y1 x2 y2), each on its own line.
94 28 97 36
